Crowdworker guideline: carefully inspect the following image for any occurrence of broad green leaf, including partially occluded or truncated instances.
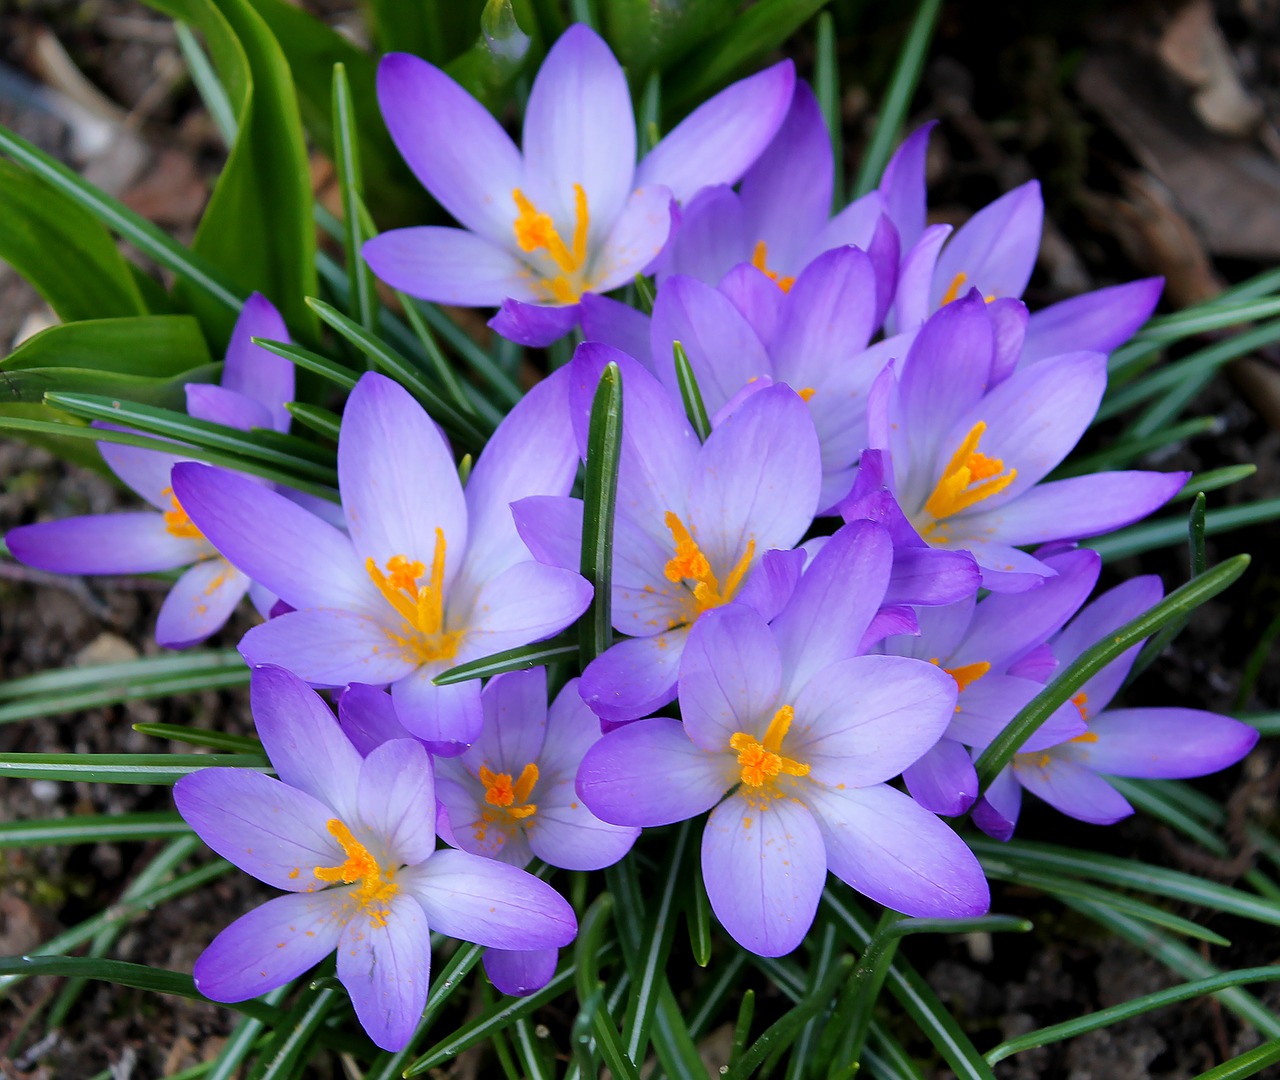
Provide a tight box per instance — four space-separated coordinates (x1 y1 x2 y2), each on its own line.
445 0 534 113
0 158 147 321
143 0 316 344
600 0 732 77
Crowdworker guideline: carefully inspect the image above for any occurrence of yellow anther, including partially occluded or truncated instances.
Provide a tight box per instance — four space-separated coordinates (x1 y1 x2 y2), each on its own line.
940 271 969 306
313 819 398 927
931 658 991 693
922 422 1017 525
479 763 539 822
662 511 755 622
512 185 591 302
729 706 810 788
1071 692 1089 721
797 387 816 402
751 240 796 293
1070 730 1098 744
366 529 462 664
161 487 203 541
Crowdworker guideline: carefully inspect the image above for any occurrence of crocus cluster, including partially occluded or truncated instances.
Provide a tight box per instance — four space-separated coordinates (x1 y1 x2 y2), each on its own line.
7 22 1259 1051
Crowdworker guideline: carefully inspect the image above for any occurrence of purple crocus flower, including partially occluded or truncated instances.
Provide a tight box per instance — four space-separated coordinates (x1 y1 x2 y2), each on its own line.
363 24 795 348
972 577 1260 840
174 665 575 1050
577 522 989 956
843 293 1188 590
171 370 591 753
514 345 821 723
651 81 899 327
6 294 293 648
888 546 1102 816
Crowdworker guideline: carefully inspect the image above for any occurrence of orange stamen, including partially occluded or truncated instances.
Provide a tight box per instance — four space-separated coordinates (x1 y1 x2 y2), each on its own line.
161 487 203 541
479 763 539 822
512 185 591 302
313 819 398 927
922 421 1017 525
931 658 991 693
663 511 755 621
1071 692 1089 721
751 240 796 293
728 705 810 788
366 529 462 664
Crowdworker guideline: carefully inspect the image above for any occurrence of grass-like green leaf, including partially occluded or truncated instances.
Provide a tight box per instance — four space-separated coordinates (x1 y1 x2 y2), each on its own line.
1193 1038 1280 1080
986 967 1280 1065
283 401 341 441
851 0 943 197
432 634 578 685
573 894 640 1080
397 292 496 423
0 752 270 784
205 986 290 1080
973 554 1249 789
579 361 624 666
253 337 358 389
1054 415 1218 478
244 983 339 1080
672 341 712 441
0 670 250 726
813 10 843 211
133 722 262 753
0 650 244 702
175 22 238 144
1089 503 1280 562
0 811 190 848
332 62 378 336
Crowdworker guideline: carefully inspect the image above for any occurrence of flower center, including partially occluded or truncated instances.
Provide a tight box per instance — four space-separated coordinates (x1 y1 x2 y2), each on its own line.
512 184 591 304
939 271 996 306
663 510 756 625
366 528 463 665
479 762 539 821
931 658 991 693
751 240 795 293
161 487 204 541
918 421 1017 541
313 819 398 927
729 705 810 790
1071 692 1089 720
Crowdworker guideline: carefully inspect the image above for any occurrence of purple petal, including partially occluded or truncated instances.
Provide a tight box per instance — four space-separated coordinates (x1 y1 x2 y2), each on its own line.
402 848 576 949
358 738 436 864
878 122 935 252
484 948 558 997
949 676 1085 752
248 665 362 820
511 494 582 571
527 799 639 871
636 60 795 203
1022 278 1164 366
805 783 989 917
1013 754 1133 825
457 560 593 657
578 628 687 723
987 298 1029 386
155 558 249 649
902 738 978 817
932 181 1043 307
222 292 294 433
739 82 832 273
173 768 342 890
718 263 785 347
1067 707 1258 779
172 463 372 613
701 793 825 956
489 298 583 347
469 668 549 778
733 546 805 623
95 432 187 508
789 655 957 786
589 185 676 295
771 521 894 696
185 384 274 433
338 683 413 756
661 185 748 286
801 190 885 267
580 293 654 366
892 224 951 332
7 513 200 575
340 372 467 576
522 25 634 239
650 273 771 416
364 227 539 306
391 669 482 755
884 546 981 608
376 52 522 244
434 774 531 865
984 470 1188 547
239 609 416 688
194 889 347 1002
338 893 430 1051
972 764 1022 841
679 605 782 752
576 718 732 827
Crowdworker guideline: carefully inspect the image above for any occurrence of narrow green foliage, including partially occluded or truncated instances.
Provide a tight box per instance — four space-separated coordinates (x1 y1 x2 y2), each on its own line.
397 292 496 423
987 967 1280 1065
206 986 291 1080
1194 1038 1280 1080
1091 503 1280 561
814 11 844 210
579 362 624 666
1054 415 1218 478
133 722 262 753
633 272 657 314
852 0 942 197
0 752 270 785
253 337 358 390
687 842 714 967
175 22 238 144
331 63 378 335
784 923 839 1080
0 811 190 848
403 296 525 407
973 554 1249 789
283 401 341 441
729 989 757 1070
1175 465 1256 499
244 983 338 1080
433 633 578 685
652 982 708 1080
673 341 712 441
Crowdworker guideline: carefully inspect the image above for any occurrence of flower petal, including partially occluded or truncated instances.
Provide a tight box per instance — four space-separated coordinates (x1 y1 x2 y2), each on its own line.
589 185 676 295
364 227 540 306
949 677 1085 752
511 494 582 571
578 629 687 723
1013 755 1133 825
456 560 593 661
805 782 989 917
391 669 483 756
239 609 416 688
932 181 1043 307
155 559 249 649
580 293 655 366
185 384 274 433
401 848 576 949
701 794 825 956
1022 278 1163 366
194 889 347 1002
1067 707 1258 779
173 767 342 890
878 122 935 252
902 738 978 817
576 717 732 827
489 299 583 347
7 513 200 575
527 799 639 871
223 292 294 433
484 948 558 997
95 430 187 508
358 738 436 864
338 892 431 1051
636 60 795 203
469 668 549 778
376 52 522 244
337 683 413 756
971 764 1022 841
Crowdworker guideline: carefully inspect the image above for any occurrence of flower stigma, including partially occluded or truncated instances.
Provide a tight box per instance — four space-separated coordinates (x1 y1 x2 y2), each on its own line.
918 421 1017 541
313 819 398 927
512 184 591 304
663 511 756 625
751 241 795 293
729 704 811 797
940 271 996 306
479 763 539 821
931 658 991 693
366 527 463 664
161 487 204 541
